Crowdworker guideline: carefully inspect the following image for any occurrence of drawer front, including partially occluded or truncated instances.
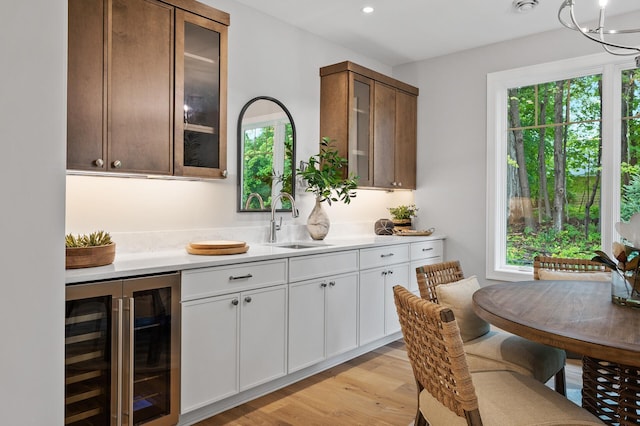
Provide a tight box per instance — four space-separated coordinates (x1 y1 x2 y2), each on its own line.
289 250 358 282
410 240 443 261
359 244 410 269
181 259 288 301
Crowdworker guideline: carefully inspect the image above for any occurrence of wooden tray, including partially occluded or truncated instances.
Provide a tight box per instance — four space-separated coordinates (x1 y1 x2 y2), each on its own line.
393 228 435 236
186 245 250 255
188 240 246 249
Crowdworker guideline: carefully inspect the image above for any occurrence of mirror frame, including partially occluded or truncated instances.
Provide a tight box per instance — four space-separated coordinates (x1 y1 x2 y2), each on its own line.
237 96 296 212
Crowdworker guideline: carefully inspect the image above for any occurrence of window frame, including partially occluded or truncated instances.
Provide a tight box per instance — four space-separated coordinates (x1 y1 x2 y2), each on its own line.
486 52 636 281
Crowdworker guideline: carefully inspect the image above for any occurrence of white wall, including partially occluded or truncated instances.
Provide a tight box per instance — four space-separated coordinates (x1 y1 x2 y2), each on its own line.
66 0 415 238
394 11 640 284
0 1 66 423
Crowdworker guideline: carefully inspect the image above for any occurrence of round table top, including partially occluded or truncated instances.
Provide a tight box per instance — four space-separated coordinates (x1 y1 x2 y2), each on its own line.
472 280 640 367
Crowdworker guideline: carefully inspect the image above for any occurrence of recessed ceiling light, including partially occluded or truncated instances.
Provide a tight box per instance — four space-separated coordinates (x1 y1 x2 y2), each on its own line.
513 0 538 13
362 6 374 14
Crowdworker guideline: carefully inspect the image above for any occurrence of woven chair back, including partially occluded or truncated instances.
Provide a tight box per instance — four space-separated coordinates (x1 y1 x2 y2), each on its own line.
393 285 481 425
533 256 609 280
416 260 465 302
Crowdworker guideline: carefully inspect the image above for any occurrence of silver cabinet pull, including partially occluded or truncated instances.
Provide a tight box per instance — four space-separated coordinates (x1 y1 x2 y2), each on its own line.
329 281 336 287
94 158 104 167
380 253 395 258
320 282 328 288
112 160 122 169
229 274 253 281
422 247 433 252
231 298 239 306
222 169 228 177
244 296 252 303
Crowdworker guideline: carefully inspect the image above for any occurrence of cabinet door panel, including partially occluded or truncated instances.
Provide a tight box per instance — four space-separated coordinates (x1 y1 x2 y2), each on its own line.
174 10 228 178
240 286 287 391
110 0 173 174
325 273 358 358
385 263 410 335
181 294 239 413
373 82 396 188
67 0 106 171
349 74 374 186
359 269 386 345
288 280 325 372
395 90 417 189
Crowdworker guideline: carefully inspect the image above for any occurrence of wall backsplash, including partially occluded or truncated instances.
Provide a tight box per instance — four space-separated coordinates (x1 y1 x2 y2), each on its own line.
66 174 415 251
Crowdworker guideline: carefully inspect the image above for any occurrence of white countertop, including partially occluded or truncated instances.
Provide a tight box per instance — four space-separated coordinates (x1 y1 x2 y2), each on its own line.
65 234 445 284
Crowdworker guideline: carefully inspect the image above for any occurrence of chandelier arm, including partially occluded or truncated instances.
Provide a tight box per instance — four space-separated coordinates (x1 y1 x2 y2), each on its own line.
559 0 640 56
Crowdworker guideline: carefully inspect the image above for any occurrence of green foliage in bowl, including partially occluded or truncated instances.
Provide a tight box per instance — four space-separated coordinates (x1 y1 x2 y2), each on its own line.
388 204 419 220
65 230 113 248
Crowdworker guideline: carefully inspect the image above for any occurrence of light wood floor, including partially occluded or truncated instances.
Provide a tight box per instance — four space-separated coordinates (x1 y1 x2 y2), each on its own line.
195 340 583 426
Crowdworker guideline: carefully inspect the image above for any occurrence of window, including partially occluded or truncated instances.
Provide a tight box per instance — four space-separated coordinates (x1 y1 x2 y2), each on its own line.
487 54 638 281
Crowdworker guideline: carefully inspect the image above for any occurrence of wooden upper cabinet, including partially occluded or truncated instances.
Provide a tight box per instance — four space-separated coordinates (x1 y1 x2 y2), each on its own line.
67 0 229 178
319 61 418 190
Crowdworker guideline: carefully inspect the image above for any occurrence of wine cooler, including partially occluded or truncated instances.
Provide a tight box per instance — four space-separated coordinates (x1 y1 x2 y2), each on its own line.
65 273 180 426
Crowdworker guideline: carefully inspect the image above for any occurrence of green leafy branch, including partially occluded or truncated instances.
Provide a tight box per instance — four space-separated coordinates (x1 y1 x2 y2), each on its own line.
297 137 358 205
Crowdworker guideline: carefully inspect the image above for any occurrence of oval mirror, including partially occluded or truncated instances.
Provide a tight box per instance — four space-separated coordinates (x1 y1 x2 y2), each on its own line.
237 96 296 212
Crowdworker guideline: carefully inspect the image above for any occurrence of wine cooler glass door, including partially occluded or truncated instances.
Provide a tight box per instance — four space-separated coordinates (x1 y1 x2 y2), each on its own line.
123 274 180 426
65 281 121 426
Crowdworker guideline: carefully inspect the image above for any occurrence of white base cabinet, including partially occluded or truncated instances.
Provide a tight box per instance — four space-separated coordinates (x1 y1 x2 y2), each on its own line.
409 240 445 295
359 244 411 339
180 260 288 414
177 238 444 423
288 272 358 372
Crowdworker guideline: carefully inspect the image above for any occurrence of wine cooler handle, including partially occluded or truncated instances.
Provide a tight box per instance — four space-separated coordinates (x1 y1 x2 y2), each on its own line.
116 298 123 426
128 297 135 426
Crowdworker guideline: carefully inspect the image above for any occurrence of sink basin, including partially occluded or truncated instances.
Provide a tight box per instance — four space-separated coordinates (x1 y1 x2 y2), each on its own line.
272 242 332 250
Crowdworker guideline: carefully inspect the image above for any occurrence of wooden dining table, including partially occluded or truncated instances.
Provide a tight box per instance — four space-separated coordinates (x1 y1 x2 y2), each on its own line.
472 280 640 426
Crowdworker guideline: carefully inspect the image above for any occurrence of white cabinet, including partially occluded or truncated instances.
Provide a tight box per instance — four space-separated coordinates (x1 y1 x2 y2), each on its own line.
359 244 411 339
288 251 359 373
180 261 288 414
409 239 444 295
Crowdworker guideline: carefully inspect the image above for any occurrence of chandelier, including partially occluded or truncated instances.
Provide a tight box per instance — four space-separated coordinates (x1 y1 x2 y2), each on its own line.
558 0 640 66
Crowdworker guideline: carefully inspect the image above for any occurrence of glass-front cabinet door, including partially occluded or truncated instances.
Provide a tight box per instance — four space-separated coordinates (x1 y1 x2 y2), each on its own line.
348 73 374 187
174 10 228 179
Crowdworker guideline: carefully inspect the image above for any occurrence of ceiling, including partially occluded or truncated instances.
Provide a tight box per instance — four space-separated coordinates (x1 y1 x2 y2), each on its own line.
232 0 640 66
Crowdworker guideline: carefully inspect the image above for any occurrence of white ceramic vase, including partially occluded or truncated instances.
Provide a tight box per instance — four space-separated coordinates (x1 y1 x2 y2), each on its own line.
307 197 330 240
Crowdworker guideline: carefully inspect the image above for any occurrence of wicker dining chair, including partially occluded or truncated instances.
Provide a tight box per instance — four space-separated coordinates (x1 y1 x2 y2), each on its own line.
416 261 567 395
393 285 604 426
533 255 611 280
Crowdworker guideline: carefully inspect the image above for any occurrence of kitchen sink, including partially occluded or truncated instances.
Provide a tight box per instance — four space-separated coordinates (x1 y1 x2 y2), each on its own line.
272 242 332 250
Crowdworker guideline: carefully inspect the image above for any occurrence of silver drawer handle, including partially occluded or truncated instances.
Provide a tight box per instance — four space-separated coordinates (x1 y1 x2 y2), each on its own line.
229 274 253 281
422 248 433 252
380 253 395 258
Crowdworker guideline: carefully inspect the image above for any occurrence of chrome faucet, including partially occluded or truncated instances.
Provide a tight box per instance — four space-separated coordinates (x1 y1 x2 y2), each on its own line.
245 193 265 210
269 192 299 243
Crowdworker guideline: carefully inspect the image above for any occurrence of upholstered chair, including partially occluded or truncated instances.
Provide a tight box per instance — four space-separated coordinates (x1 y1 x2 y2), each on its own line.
393 285 604 426
416 261 567 394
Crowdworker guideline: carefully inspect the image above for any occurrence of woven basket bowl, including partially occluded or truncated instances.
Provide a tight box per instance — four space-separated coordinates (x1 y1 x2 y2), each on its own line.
65 243 116 269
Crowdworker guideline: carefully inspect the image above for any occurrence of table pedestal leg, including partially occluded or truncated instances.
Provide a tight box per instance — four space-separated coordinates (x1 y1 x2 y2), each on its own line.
582 356 640 425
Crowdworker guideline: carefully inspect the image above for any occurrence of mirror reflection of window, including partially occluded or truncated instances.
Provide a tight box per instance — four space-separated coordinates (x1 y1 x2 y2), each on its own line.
238 97 295 212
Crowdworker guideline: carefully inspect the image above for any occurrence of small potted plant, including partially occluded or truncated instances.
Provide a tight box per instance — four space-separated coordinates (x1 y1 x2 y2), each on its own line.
297 137 358 239
388 204 419 230
65 230 115 269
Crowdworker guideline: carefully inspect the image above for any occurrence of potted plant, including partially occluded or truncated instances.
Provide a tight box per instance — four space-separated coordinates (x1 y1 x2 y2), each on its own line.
388 204 419 230
65 230 115 269
297 137 358 239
